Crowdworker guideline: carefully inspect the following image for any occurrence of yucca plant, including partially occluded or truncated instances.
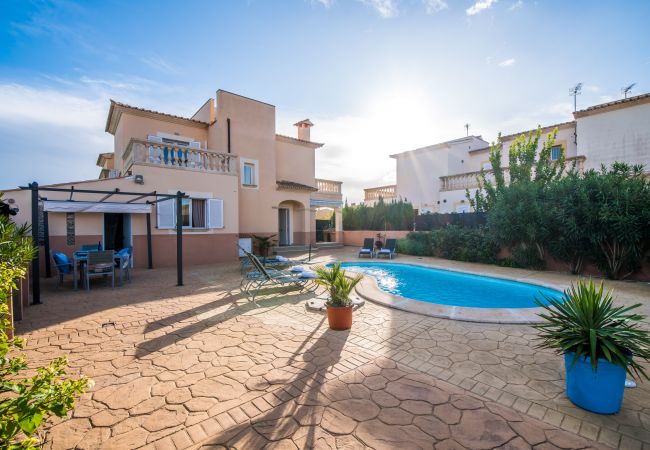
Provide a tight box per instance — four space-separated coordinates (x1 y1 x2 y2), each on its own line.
313 263 364 307
534 280 650 380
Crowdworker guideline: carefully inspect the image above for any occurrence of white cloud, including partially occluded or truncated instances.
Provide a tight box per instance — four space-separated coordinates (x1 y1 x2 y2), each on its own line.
466 0 497 15
0 83 112 188
508 0 523 11
498 58 515 67
358 0 399 18
423 0 448 14
140 55 180 75
314 0 335 7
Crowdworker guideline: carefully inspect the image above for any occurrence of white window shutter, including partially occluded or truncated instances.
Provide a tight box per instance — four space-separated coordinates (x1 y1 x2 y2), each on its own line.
207 199 224 229
156 197 176 229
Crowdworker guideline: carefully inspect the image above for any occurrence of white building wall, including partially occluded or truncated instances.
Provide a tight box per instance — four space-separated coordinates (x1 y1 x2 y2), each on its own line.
577 102 650 171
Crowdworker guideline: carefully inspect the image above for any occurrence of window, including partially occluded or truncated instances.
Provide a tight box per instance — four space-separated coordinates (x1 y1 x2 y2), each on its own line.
181 198 207 228
551 145 562 161
481 161 492 171
243 163 255 186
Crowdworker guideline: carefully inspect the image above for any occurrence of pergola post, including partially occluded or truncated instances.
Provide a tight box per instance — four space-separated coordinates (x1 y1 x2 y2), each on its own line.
176 191 183 286
146 213 153 269
43 211 51 278
29 182 41 305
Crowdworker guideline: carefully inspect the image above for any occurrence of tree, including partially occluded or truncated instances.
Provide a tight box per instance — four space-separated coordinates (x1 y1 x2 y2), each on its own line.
467 127 566 212
545 172 595 274
0 204 91 449
585 163 650 279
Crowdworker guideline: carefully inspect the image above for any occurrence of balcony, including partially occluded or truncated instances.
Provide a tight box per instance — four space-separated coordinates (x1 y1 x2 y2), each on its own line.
440 156 586 192
122 138 238 175
312 178 343 208
316 179 342 194
364 185 397 202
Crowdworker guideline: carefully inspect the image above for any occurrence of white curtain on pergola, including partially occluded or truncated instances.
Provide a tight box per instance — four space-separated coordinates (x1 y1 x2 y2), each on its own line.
43 200 152 214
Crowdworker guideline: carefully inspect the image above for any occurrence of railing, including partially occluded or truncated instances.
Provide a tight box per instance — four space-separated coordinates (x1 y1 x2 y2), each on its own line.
316 178 342 195
364 185 397 201
439 156 586 192
123 138 237 174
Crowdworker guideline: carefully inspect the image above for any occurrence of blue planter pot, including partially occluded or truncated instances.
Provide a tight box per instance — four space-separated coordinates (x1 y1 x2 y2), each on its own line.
564 352 627 414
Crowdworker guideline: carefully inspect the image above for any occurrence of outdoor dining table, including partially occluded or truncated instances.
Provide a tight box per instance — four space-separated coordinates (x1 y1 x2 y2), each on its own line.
72 251 130 290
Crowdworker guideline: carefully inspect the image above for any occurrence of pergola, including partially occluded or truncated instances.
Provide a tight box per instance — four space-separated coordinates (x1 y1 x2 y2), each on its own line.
20 182 188 305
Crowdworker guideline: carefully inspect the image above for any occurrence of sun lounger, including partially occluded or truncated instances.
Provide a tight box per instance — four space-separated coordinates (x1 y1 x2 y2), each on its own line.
358 238 375 258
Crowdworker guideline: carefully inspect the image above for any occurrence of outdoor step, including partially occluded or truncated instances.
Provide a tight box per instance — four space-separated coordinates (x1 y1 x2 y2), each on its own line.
315 242 344 249
272 245 319 255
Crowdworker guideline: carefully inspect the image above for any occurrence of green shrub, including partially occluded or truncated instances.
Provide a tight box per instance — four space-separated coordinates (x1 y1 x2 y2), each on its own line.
0 205 91 449
396 232 432 256
343 198 414 231
511 243 546 270
431 225 498 263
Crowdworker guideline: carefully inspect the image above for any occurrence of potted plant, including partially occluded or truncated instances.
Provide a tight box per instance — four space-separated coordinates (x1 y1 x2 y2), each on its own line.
252 234 277 259
535 280 650 414
314 263 364 330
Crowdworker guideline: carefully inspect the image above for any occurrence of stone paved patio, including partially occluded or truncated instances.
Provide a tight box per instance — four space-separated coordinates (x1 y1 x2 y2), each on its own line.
15 248 650 449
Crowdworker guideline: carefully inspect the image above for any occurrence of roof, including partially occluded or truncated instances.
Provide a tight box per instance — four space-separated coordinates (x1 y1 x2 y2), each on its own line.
96 152 114 166
105 100 209 134
275 134 324 148
499 121 575 141
276 180 318 192
390 135 489 158
574 92 650 118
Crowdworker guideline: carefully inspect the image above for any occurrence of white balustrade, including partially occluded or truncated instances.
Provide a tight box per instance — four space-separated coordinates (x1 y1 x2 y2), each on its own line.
123 138 237 174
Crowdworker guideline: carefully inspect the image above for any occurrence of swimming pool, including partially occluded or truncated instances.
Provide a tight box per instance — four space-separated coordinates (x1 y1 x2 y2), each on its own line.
336 262 562 309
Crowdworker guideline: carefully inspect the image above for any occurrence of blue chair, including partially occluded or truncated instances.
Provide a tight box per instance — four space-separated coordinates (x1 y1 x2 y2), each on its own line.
51 251 74 287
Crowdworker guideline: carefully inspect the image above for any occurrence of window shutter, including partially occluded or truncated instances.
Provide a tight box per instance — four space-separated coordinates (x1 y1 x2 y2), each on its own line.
156 197 176 229
207 199 224 229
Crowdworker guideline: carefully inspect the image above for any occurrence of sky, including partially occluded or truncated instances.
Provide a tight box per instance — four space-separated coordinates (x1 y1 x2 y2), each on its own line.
1 0 649 202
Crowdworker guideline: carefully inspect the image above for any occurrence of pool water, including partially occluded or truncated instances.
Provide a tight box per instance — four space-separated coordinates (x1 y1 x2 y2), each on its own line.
336 262 562 308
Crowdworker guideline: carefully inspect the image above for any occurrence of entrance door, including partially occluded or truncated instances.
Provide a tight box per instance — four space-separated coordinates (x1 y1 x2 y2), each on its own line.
104 213 132 252
278 208 291 246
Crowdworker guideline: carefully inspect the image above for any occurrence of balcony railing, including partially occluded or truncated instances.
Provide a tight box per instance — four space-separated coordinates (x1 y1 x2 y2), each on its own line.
364 185 397 201
440 156 586 192
316 179 342 195
123 138 237 175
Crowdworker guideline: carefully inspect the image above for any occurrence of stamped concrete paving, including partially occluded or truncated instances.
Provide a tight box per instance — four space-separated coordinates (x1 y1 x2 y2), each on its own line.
15 250 650 449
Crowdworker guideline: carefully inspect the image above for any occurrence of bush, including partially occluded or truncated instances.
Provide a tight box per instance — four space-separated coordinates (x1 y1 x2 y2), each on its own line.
396 232 432 256
343 198 414 231
511 243 546 270
431 225 499 263
0 206 91 449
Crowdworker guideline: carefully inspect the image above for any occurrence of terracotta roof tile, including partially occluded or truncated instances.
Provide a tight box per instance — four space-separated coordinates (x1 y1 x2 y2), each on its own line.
276 180 318 192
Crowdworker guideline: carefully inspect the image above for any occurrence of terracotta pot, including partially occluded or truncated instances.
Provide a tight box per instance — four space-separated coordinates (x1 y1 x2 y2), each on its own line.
326 305 353 330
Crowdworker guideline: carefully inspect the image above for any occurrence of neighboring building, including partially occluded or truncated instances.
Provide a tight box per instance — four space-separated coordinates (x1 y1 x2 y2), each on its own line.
363 185 397 206
366 93 650 213
3 89 343 267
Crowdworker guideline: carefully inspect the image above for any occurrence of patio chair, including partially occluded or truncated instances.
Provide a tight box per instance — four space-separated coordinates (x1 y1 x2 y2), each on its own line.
51 250 74 287
377 239 397 259
85 250 115 290
240 249 315 302
358 238 375 258
115 247 132 284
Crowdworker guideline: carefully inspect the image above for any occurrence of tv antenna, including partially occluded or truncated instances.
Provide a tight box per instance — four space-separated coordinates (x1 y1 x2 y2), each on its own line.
569 83 582 112
622 83 636 99
464 123 470 136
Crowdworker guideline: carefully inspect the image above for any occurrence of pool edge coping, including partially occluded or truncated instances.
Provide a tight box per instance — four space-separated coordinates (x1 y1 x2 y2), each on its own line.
343 260 565 324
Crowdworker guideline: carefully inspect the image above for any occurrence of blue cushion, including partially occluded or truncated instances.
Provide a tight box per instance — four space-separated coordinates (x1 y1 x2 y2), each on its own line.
300 271 317 279
53 252 71 273
116 248 130 256
290 266 304 273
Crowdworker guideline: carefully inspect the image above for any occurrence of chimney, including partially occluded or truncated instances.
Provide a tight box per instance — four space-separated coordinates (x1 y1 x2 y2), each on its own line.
294 119 314 141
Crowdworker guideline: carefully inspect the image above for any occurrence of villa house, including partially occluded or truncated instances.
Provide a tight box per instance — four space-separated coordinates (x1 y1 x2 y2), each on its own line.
3 90 343 268
364 92 650 213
